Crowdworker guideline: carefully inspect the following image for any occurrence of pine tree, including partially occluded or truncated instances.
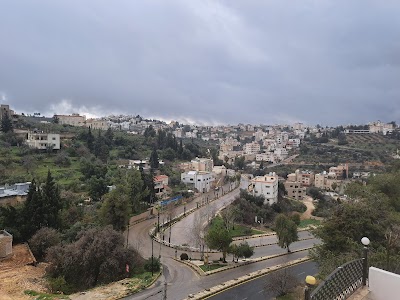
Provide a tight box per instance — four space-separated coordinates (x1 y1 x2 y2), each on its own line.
41 170 62 229
0 112 13 133
87 127 94 151
149 148 159 169
23 179 43 237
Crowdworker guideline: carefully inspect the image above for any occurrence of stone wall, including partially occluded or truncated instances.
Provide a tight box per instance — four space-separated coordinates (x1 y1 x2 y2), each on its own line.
0 230 13 258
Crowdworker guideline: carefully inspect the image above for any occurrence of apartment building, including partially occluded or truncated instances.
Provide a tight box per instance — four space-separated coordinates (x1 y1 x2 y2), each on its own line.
54 114 86 126
284 180 306 200
329 164 349 179
287 169 314 187
154 175 169 196
244 142 261 155
369 121 394 135
315 171 340 190
181 171 214 193
85 118 109 130
26 132 60 150
248 173 279 204
190 157 214 172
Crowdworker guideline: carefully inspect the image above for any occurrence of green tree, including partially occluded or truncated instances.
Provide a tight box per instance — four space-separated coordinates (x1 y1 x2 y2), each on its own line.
0 112 13 133
29 227 61 261
274 214 298 252
127 169 149 213
88 176 108 201
205 225 232 262
86 127 95 151
100 188 130 231
46 226 144 291
149 148 159 169
41 170 62 229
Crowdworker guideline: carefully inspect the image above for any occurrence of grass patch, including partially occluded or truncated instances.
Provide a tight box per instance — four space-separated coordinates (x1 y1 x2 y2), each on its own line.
299 219 321 228
209 216 264 237
277 294 296 300
24 290 70 300
126 271 160 293
199 264 226 272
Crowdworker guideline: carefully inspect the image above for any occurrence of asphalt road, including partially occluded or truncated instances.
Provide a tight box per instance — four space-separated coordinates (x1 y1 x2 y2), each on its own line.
207 261 318 300
125 250 311 300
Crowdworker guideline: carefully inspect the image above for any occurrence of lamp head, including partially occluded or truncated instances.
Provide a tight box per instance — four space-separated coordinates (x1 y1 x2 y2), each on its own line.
361 237 370 246
306 275 317 285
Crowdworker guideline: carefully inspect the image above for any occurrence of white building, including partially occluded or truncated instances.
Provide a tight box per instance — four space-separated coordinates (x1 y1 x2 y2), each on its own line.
181 171 214 193
248 173 279 204
244 142 261 155
26 132 60 150
274 148 288 160
255 153 276 163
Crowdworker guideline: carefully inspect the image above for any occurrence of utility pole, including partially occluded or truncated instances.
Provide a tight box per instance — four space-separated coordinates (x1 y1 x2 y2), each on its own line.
151 237 154 276
163 281 167 300
168 217 172 245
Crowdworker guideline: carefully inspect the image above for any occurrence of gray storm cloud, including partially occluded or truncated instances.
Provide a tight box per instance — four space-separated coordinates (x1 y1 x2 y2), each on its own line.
0 0 399 125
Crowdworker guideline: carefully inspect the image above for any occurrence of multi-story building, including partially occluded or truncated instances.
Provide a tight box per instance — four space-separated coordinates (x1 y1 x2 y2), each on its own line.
26 132 60 150
244 142 261 155
369 121 394 135
255 153 276 163
154 175 169 197
85 118 109 130
287 169 314 187
248 173 279 204
54 114 86 126
0 104 15 121
329 164 349 179
316 171 340 190
274 148 288 161
181 171 214 193
190 157 214 172
284 180 306 200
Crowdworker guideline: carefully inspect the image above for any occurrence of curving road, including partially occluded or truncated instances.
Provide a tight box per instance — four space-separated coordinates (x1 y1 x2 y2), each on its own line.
125 183 319 300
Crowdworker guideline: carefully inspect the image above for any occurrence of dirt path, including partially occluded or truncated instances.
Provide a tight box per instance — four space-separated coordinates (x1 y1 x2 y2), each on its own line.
0 244 48 300
301 196 315 220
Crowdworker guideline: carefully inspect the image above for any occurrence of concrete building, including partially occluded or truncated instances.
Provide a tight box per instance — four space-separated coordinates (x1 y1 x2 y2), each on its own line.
26 132 60 150
54 114 86 126
244 142 261 155
85 118 109 130
329 164 349 179
284 181 306 200
369 121 394 135
154 175 169 197
0 182 30 206
0 104 15 121
274 148 288 161
315 171 340 190
248 173 279 204
181 171 214 193
255 152 276 163
0 230 12 258
287 170 315 187
190 157 214 172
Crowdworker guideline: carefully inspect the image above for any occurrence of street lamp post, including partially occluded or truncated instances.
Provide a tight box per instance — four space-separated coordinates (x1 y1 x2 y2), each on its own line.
361 236 370 286
151 236 154 276
304 275 316 300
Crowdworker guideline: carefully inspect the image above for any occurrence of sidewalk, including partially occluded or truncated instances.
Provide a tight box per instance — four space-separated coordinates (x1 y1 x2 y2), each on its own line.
348 286 374 300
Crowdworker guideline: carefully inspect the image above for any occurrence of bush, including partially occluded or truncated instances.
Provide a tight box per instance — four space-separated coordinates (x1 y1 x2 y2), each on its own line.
180 253 189 260
48 276 73 294
29 227 61 261
144 257 161 272
290 213 301 226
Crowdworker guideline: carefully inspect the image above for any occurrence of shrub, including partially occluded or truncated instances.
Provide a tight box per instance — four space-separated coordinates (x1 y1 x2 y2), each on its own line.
180 253 189 260
29 227 61 261
144 258 161 272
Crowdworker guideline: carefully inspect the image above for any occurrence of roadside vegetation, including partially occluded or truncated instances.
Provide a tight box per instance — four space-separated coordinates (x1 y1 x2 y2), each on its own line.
0 117 213 295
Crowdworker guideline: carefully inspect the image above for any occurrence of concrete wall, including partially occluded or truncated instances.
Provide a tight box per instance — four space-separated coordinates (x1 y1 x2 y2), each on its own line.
369 267 400 300
0 230 13 258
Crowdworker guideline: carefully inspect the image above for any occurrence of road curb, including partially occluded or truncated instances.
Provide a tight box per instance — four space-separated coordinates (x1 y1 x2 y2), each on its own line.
174 246 313 277
183 257 313 300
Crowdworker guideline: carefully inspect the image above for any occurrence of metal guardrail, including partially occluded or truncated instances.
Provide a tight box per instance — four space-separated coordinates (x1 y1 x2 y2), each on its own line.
311 259 363 300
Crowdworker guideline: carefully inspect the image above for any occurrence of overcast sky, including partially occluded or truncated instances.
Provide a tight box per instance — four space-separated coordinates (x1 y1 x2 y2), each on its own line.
0 1 399 126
